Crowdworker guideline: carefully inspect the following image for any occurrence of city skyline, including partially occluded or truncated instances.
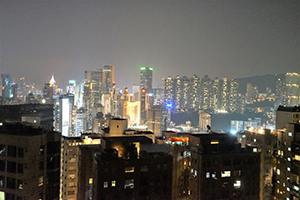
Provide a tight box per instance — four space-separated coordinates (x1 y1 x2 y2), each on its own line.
1 1 299 89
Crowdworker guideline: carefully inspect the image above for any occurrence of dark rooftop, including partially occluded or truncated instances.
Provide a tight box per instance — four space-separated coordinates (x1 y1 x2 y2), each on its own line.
0 122 46 136
277 105 300 112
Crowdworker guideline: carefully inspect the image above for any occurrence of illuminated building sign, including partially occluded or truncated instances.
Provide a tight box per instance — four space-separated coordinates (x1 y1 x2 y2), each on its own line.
69 80 76 85
168 137 189 143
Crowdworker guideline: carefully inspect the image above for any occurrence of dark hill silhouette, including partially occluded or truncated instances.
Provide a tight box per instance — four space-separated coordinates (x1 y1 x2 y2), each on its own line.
236 73 285 94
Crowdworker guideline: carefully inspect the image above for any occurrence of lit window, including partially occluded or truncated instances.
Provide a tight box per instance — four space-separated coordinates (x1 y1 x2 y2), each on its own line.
195 170 197 176
288 147 291 151
103 181 108 188
221 171 231 177
89 178 93 184
124 179 134 189
288 157 291 161
253 148 257 152
111 180 116 187
125 167 134 173
68 182 75 187
287 167 291 171
206 172 210 178
287 187 290 191
289 132 292 137
38 176 43 186
17 180 23 190
295 155 300 161
233 180 241 188
254 139 256 142
212 172 217 179
277 169 280 175
211 140 219 144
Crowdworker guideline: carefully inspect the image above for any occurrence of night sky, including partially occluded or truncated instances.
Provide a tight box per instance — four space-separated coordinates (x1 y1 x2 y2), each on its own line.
1 1 299 90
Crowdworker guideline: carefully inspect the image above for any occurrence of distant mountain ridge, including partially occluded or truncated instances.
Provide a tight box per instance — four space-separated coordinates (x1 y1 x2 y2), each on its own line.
236 73 285 94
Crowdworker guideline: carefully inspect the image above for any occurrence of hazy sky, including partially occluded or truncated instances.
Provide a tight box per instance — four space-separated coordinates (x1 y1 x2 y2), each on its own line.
1 0 299 90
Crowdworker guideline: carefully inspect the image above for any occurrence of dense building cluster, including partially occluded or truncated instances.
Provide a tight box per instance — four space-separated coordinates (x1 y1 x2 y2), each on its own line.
163 75 240 113
1 69 300 199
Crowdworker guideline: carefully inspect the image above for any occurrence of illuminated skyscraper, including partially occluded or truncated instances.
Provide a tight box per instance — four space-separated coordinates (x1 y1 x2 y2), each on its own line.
102 65 114 94
285 72 300 106
153 87 164 106
181 76 190 110
110 83 118 117
174 75 181 110
211 77 220 112
140 88 146 124
220 77 229 112
49 75 56 95
1 74 12 105
229 79 239 113
140 66 153 93
164 76 174 107
75 108 87 137
200 75 211 110
190 74 200 109
84 70 102 129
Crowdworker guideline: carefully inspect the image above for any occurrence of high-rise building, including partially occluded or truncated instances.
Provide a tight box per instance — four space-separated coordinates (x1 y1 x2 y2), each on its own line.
174 75 181 110
153 87 164 106
43 83 53 104
1 74 12 105
49 75 57 95
189 133 260 199
126 101 141 126
181 76 190 110
276 78 285 105
94 136 172 200
66 80 76 95
140 66 153 93
164 77 174 107
60 135 102 200
190 74 200 109
246 83 259 104
0 123 61 200
132 84 140 101
102 65 114 94
240 129 276 200
75 108 87 137
273 106 300 200
140 88 146 124
84 70 102 129
211 77 220 112
147 105 168 137
110 83 118 117
285 72 300 106
229 79 239 113
200 75 211 111
11 83 18 102
220 77 229 112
